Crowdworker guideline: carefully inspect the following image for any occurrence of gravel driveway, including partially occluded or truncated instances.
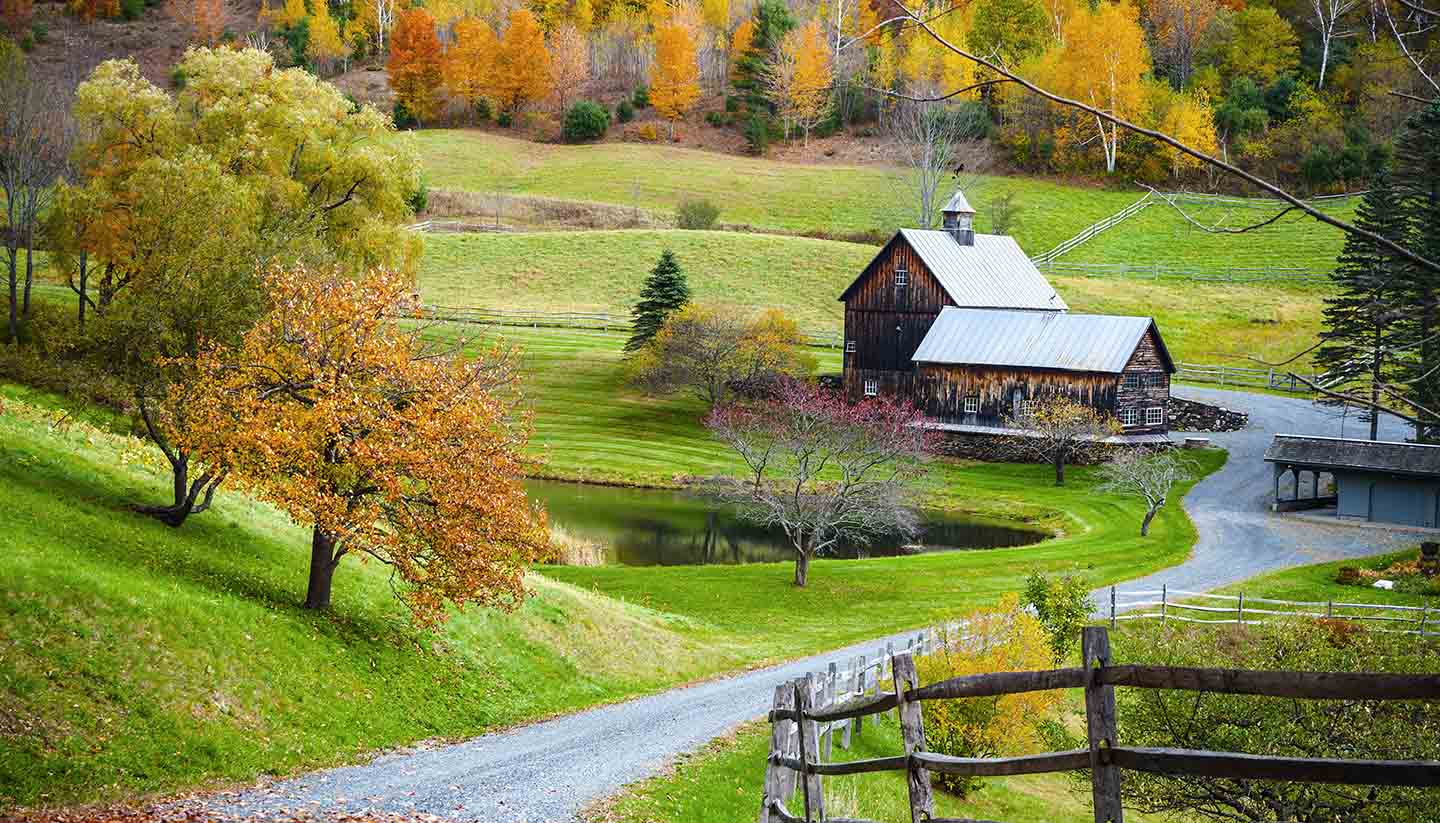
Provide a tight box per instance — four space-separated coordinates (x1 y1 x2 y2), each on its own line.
194 386 1420 823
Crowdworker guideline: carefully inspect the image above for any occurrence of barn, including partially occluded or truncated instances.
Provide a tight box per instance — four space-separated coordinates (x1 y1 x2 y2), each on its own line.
1266 434 1440 527
839 191 1176 435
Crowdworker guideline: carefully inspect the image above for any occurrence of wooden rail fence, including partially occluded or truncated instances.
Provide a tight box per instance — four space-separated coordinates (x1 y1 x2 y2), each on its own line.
760 626 1440 823
1107 584 1438 636
1030 194 1155 265
1036 260 1331 285
1173 362 1319 393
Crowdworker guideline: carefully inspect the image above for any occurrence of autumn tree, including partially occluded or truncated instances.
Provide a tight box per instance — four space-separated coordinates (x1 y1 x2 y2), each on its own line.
180 267 550 621
491 9 553 117
631 303 816 407
651 17 701 138
388 7 445 125
170 0 225 44
1050 0 1149 173
269 0 305 27
967 0 1049 68
307 1 348 74
706 379 931 586
1155 88 1217 177
1 0 33 29
443 17 498 118
1216 6 1300 87
729 17 756 80
774 18 831 145
549 23 589 113
1145 0 1218 88
1001 395 1119 485
56 48 421 525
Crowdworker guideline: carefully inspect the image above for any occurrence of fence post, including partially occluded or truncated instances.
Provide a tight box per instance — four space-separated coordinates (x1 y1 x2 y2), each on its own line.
793 675 824 823
1327 600 1334 619
760 683 794 823
1237 592 1245 625
886 641 897 723
824 662 838 759
844 656 858 748
1161 584 1167 624
1083 627 1124 823
1420 604 1430 637
891 652 934 823
1110 585 1117 630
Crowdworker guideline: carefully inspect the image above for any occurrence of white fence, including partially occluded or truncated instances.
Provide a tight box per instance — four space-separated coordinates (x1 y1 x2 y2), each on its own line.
418 304 844 348
1174 362 1319 393
1030 193 1154 265
1108 585 1438 637
1037 260 1331 285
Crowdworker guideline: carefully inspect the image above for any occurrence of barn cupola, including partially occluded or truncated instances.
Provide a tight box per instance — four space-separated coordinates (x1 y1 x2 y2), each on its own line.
940 190 976 246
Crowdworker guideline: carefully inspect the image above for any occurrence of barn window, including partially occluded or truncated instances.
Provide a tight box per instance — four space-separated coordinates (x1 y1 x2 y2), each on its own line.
1122 373 1141 389
1146 406 1165 426
895 267 908 287
1020 400 1037 419
964 396 979 414
1119 407 1138 427
845 340 856 353
1146 372 1165 388
864 379 878 397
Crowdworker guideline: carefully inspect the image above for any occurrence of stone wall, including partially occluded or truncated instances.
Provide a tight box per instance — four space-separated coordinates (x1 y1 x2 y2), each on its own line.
930 428 1169 464
1168 397 1248 432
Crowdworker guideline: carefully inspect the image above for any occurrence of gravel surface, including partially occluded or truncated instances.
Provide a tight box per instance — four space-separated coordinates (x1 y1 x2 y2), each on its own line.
193 387 1421 823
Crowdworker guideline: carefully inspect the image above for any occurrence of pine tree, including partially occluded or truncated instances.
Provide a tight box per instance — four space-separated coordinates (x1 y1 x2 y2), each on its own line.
626 249 691 353
1394 102 1440 441
1315 170 1412 440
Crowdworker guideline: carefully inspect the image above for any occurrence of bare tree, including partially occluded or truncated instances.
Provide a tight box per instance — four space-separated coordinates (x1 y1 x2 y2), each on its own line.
0 48 72 341
1310 0 1362 89
1097 448 1192 536
1000 396 1119 485
705 379 932 586
888 88 990 228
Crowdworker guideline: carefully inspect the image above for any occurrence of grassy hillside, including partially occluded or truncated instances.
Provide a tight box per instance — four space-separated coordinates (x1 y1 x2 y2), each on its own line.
419 231 1326 368
409 129 1353 270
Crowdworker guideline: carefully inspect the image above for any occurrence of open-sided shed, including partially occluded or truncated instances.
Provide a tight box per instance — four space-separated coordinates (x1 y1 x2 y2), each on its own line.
1264 434 1440 527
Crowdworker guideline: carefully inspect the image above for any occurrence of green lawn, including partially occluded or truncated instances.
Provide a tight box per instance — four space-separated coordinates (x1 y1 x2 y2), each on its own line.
408 129 1353 270
1214 548 1437 608
419 232 1328 368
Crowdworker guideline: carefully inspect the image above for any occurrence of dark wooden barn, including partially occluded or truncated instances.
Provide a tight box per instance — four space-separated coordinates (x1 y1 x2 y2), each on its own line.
839 191 1176 436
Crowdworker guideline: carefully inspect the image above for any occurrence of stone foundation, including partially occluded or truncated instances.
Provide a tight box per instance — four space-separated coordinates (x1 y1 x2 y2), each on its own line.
1168 397 1248 432
931 428 1170 464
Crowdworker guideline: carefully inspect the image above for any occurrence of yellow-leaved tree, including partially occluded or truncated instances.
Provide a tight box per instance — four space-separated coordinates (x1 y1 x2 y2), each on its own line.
1053 0 1149 173
650 18 701 138
444 16 498 119
728 17 756 80
783 18 832 145
270 0 306 28
491 8 554 117
1156 87 1217 178
549 22 590 113
915 594 1061 797
307 0 349 75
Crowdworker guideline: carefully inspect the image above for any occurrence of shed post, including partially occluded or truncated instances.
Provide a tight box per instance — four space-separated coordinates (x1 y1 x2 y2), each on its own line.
1083 627 1123 823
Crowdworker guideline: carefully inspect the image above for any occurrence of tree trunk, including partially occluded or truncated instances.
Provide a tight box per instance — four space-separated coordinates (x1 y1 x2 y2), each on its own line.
135 449 226 527
1054 452 1065 485
6 250 16 343
21 241 33 317
1140 504 1160 536
794 549 811 587
305 527 341 610
76 250 88 332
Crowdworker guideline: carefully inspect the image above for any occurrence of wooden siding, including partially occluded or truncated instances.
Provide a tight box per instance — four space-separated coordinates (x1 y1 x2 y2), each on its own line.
842 236 952 401
1116 328 1170 434
914 365 1120 425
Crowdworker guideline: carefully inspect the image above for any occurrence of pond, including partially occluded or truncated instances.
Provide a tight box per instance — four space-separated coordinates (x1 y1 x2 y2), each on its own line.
525 479 1048 567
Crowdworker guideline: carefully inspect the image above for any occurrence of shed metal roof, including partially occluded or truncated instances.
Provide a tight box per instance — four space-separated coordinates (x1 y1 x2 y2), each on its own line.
896 229 1068 312
911 307 1169 374
1264 434 1440 477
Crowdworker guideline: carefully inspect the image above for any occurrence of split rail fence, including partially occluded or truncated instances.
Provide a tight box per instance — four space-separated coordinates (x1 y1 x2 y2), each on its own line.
1035 260 1331 285
1107 585 1439 637
760 626 1440 823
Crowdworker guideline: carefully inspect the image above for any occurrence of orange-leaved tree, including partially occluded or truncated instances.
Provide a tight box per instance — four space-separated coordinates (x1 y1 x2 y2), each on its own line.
387 6 445 124
548 22 589 113
651 18 700 138
728 18 755 80
443 16 498 118
169 0 225 43
491 9 553 117
180 266 550 624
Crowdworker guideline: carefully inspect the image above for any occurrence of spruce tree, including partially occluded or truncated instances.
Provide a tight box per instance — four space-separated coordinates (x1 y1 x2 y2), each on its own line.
1393 102 1440 441
625 249 691 353
1315 170 1411 440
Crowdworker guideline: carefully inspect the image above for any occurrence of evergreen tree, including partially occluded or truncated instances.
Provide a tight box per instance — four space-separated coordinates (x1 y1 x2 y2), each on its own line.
626 249 691 353
1315 170 1411 440
731 0 794 112
1394 102 1440 441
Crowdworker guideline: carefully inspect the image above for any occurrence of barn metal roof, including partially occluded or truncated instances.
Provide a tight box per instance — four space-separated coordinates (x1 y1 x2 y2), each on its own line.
911 307 1168 373
1264 434 1440 477
942 191 975 214
898 229 1068 311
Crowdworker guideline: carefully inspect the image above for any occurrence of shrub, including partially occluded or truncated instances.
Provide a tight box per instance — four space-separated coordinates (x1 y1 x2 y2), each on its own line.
675 198 720 230
497 111 513 128
724 94 741 113
915 595 1060 798
120 0 144 20
473 97 492 122
632 85 650 108
1335 566 1362 585
562 100 611 143
18 32 33 52
616 98 635 123
170 65 188 89
406 178 429 215
744 113 769 155
637 122 659 141
1022 570 1093 663
30 22 47 43
392 101 419 130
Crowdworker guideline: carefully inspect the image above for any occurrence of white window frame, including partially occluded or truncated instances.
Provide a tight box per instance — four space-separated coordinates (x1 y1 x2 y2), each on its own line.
963 395 979 414
845 339 856 353
895 267 908 287
1020 400 1037 419
1146 406 1165 426
864 379 878 397
1119 407 1138 427
1122 373 1141 389
1146 372 1165 388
